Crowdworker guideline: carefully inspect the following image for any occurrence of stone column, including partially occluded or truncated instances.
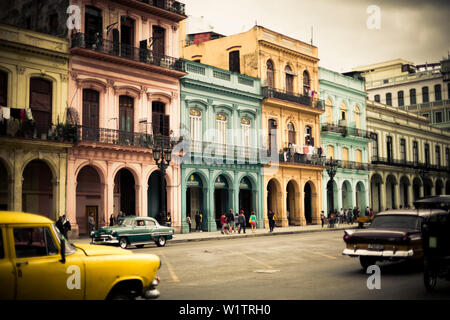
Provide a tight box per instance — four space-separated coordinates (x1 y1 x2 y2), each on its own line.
394 182 401 209
379 181 386 212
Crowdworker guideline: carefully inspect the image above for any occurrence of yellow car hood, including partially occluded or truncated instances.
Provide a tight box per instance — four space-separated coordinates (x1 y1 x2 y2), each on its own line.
74 243 133 256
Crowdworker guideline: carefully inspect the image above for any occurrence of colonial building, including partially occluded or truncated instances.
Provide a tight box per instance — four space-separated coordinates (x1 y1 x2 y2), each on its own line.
179 60 263 232
65 0 187 236
181 25 325 227
0 23 72 219
319 67 371 216
353 57 450 131
367 100 450 212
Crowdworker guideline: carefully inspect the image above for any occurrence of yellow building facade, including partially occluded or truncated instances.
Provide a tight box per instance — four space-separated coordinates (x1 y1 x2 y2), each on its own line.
182 26 325 226
0 24 71 220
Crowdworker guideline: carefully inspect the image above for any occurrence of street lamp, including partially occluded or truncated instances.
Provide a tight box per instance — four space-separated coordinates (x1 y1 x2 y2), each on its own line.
153 135 173 226
325 157 339 214
418 167 429 197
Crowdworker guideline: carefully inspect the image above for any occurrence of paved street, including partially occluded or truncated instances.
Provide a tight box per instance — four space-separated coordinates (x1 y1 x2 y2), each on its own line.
128 231 450 300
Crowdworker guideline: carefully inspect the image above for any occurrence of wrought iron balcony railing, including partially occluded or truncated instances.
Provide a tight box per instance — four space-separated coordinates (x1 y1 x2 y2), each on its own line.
186 140 266 162
321 123 375 139
0 119 76 143
76 125 158 148
279 152 325 167
71 33 185 72
262 87 325 111
371 156 450 172
138 0 186 15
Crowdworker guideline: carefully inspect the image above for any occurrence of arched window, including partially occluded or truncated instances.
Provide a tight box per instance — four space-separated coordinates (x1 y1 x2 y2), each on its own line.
285 65 294 93
216 113 228 153
30 77 52 136
325 98 333 124
340 102 347 121
241 118 251 156
303 70 310 95
119 95 134 132
355 149 362 164
189 108 202 152
266 60 274 88
287 122 295 145
353 106 361 130
342 147 349 162
327 145 335 160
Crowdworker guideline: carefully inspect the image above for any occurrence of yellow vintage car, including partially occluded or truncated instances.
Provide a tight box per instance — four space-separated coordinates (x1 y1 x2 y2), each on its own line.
0 211 161 300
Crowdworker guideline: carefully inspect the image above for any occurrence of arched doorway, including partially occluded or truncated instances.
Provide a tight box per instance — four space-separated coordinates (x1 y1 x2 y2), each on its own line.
286 180 297 225
186 173 204 231
435 179 444 196
22 160 54 219
76 165 102 235
115 168 136 216
239 176 254 225
355 182 366 212
267 179 281 225
385 175 397 209
0 160 9 210
326 179 338 214
423 178 432 197
413 177 422 201
399 176 410 208
214 175 231 229
304 182 313 224
342 180 352 210
370 174 383 213
148 170 167 221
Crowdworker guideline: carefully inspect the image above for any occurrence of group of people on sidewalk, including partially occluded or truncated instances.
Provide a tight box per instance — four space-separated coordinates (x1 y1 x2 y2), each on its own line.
220 209 256 234
320 206 374 228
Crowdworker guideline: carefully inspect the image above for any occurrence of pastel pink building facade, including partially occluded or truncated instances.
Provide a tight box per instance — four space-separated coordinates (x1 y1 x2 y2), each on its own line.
66 0 186 236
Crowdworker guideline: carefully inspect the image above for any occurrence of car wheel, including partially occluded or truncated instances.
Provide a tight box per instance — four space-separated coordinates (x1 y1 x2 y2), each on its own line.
156 236 166 247
424 262 437 292
119 237 129 249
360 256 375 270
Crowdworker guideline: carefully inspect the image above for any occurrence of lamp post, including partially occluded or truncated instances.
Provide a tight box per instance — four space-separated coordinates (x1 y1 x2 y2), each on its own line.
153 135 173 226
418 167 429 198
325 157 338 214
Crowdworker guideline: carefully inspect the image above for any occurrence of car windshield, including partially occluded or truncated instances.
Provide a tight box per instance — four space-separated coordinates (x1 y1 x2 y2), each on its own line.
118 219 135 227
51 223 77 255
370 215 422 230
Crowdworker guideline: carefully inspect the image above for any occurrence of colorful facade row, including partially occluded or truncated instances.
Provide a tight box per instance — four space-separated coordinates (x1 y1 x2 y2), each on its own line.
1 2 449 238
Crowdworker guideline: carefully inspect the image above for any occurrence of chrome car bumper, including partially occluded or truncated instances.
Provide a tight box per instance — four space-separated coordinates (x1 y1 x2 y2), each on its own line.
91 235 119 245
342 248 414 258
143 278 160 299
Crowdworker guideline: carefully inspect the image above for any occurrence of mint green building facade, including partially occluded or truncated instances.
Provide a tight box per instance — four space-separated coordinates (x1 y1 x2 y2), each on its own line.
180 60 264 233
319 67 371 216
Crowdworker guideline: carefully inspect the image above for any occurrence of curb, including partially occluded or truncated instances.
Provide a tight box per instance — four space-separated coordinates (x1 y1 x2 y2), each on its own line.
170 226 358 244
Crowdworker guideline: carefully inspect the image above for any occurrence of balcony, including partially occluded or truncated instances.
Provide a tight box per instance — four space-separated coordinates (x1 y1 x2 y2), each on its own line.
371 156 450 172
187 140 266 164
328 160 369 171
71 33 185 74
399 99 450 112
112 0 186 21
279 146 325 167
262 87 325 111
321 123 375 140
0 118 76 144
76 125 173 149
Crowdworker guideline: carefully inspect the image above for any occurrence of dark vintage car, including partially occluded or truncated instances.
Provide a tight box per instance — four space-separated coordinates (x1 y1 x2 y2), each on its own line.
91 216 174 249
342 209 448 269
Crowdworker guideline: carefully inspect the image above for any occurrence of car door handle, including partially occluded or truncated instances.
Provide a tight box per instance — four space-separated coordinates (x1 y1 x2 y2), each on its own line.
16 261 29 267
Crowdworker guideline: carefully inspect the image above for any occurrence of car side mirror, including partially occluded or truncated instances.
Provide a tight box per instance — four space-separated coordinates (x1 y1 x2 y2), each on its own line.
60 238 66 264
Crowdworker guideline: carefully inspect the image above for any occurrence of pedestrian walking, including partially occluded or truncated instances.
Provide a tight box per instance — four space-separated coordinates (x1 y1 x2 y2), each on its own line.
320 211 325 228
220 213 229 234
370 208 374 217
109 214 116 227
62 215 71 240
186 215 191 233
167 212 172 227
238 210 246 234
227 209 236 233
88 213 95 235
195 212 201 231
249 211 257 233
267 210 275 232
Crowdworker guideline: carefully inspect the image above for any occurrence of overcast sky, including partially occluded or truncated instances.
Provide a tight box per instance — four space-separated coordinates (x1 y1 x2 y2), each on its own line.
183 0 450 72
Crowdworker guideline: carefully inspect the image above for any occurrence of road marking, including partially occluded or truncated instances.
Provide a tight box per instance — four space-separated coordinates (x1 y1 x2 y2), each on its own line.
159 253 180 282
307 250 337 260
223 249 274 270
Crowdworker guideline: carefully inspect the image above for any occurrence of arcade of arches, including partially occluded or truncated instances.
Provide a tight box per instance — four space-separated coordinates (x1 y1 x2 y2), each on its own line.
370 171 450 213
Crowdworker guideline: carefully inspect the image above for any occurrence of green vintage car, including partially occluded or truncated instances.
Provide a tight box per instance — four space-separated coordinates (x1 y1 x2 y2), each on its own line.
91 216 174 248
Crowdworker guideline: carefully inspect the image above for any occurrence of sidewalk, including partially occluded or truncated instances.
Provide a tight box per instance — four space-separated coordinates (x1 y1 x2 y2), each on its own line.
71 222 358 245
